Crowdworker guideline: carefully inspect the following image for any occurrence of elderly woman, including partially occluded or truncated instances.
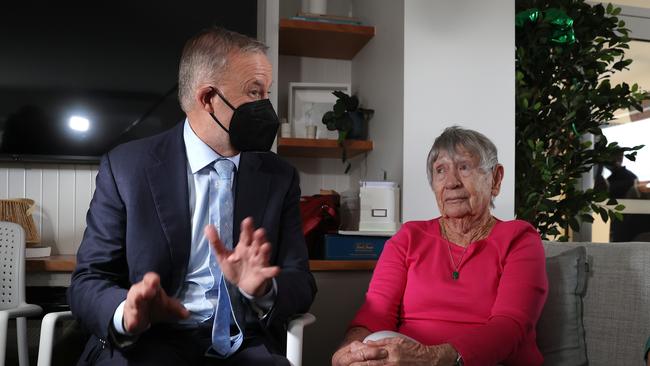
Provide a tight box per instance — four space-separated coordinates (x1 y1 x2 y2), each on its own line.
332 127 548 366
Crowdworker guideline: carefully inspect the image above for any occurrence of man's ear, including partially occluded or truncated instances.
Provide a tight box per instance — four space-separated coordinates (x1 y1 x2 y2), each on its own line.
195 86 216 113
491 164 504 197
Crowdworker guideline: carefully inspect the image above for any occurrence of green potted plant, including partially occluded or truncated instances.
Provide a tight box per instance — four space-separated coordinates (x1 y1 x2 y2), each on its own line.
321 91 374 172
515 0 648 240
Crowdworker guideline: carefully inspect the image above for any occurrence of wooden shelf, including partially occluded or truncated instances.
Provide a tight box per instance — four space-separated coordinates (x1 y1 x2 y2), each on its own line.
277 137 372 158
26 255 76 272
279 19 375 59
24 256 376 273
309 260 376 271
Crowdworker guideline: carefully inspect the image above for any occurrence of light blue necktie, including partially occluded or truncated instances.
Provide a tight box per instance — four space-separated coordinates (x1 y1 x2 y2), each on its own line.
207 159 243 358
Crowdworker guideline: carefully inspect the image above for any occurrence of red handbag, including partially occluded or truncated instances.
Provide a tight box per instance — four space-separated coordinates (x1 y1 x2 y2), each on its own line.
300 193 340 258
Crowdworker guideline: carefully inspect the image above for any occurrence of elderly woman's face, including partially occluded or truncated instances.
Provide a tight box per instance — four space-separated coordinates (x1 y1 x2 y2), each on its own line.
431 147 502 219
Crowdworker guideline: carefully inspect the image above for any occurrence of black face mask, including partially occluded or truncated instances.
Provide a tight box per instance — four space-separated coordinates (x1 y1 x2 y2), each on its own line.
209 88 279 152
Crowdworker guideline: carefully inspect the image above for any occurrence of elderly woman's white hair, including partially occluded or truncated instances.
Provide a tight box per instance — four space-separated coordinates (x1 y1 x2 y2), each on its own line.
426 126 499 186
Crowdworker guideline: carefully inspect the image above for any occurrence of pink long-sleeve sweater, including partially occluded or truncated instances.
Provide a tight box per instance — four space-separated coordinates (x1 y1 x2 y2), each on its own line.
350 218 548 366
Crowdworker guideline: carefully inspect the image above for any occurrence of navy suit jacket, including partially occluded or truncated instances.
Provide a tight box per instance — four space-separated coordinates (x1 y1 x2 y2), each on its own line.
68 122 316 353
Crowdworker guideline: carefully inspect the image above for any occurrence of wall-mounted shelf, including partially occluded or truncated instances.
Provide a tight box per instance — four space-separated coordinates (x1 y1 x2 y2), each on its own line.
25 255 377 273
26 255 76 272
279 19 375 60
277 137 372 158
310 260 376 271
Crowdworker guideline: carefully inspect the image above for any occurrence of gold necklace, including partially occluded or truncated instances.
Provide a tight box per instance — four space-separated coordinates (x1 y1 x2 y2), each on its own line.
440 217 495 280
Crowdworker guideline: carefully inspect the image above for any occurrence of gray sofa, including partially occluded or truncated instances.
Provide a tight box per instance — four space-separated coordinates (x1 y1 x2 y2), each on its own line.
542 241 650 366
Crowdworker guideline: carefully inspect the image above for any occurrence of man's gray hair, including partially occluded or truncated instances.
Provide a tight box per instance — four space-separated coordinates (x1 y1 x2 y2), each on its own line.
426 126 499 186
178 26 268 112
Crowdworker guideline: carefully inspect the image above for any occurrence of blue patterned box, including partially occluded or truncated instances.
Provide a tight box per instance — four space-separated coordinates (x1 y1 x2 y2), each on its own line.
323 234 390 260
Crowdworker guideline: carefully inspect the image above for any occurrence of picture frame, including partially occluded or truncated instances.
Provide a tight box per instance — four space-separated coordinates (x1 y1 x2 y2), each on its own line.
288 82 351 139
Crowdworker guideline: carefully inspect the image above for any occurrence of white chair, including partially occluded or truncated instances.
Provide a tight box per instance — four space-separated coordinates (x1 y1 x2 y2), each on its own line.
37 311 316 366
0 221 43 366
36 311 73 366
286 313 316 366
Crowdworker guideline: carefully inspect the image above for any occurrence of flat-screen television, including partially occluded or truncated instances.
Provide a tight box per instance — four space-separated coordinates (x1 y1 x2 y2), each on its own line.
0 1 257 163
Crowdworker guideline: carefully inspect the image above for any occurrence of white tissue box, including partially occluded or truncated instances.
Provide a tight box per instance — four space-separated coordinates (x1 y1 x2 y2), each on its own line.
359 181 400 232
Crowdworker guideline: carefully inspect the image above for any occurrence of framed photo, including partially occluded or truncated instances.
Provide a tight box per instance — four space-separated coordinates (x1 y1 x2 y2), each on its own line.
288 82 351 139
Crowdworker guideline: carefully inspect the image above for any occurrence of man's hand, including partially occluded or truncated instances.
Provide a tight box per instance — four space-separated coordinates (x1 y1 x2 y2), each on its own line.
123 272 190 334
360 338 457 366
205 217 281 297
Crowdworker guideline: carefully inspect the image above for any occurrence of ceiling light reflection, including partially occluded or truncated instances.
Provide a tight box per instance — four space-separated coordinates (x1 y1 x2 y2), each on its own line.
69 116 90 132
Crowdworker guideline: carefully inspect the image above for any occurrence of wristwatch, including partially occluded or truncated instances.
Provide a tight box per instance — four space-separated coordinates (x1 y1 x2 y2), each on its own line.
454 352 464 366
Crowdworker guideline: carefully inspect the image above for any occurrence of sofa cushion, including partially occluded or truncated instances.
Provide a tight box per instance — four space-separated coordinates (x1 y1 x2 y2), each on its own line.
537 246 588 366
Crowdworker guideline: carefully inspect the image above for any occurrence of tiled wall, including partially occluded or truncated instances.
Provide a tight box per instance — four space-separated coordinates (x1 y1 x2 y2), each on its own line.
0 164 98 255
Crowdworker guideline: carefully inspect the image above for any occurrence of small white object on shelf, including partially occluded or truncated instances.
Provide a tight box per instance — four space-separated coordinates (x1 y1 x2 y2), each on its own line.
25 246 52 259
281 118 292 138
301 0 327 15
359 181 401 232
305 125 317 139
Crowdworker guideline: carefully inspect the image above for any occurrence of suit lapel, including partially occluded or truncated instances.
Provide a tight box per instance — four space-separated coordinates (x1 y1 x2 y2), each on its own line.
233 152 270 244
145 124 192 295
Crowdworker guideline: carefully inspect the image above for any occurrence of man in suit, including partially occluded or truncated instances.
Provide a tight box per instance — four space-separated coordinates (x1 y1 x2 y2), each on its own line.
68 26 316 365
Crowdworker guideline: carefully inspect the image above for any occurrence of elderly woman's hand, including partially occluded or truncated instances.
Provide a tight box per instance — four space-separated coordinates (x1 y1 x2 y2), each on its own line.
332 340 388 366
357 338 458 366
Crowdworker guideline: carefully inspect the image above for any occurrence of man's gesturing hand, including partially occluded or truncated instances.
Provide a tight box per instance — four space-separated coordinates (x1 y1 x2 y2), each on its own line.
205 217 281 297
123 272 190 334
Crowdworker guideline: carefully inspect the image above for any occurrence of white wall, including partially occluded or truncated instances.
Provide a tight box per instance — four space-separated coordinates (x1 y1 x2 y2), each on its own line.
402 0 515 222
610 3 650 40
609 40 650 104
607 4 650 92
0 164 97 255
352 0 405 185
